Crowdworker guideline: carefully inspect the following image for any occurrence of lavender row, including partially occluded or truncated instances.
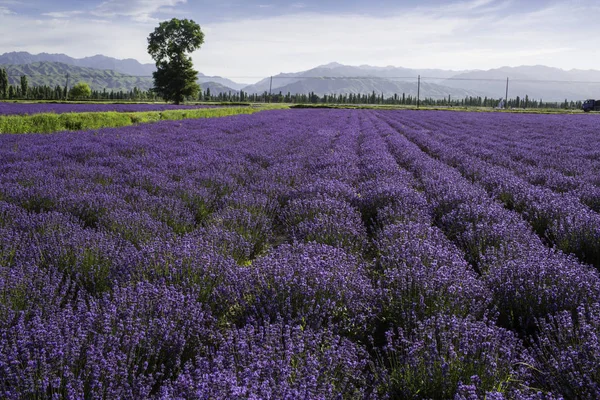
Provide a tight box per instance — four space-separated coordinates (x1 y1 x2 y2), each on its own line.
1 115 278 270
355 112 490 328
373 111 600 329
0 102 217 116
278 111 369 254
421 111 600 166
415 112 600 211
350 113 539 397
397 111 600 191
0 270 374 398
385 110 600 268
374 110 600 397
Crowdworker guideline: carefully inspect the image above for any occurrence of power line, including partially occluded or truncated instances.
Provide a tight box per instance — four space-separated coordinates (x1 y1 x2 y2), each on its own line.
423 76 600 84
5 72 600 85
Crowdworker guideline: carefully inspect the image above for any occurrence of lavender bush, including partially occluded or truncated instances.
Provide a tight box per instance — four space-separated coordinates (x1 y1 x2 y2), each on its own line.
0 282 218 399
228 243 375 335
531 303 600 398
161 321 376 399
380 315 532 399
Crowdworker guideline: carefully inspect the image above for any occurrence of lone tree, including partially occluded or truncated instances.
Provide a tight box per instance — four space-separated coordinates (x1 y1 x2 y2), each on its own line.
69 82 92 99
147 18 204 104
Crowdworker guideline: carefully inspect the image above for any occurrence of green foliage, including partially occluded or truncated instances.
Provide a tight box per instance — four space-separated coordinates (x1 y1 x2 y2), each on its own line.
148 18 204 63
153 57 200 104
69 82 92 99
0 68 7 99
0 105 286 134
147 18 204 104
20 76 28 98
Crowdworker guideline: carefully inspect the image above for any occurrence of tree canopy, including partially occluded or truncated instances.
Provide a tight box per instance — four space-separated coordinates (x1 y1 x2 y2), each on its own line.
147 18 204 104
69 82 92 99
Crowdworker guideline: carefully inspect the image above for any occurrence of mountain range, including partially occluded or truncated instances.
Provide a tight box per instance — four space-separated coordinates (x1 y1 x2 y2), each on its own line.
442 66 600 102
0 52 245 92
1 52 599 101
0 51 156 77
252 63 600 101
2 62 152 92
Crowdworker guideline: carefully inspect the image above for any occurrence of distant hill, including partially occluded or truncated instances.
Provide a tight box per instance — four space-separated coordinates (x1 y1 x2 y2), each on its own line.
197 73 246 91
1 62 238 94
271 77 477 99
242 62 600 101
201 81 239 95
243 63 476 99
0 51 156 77
442 66 600 101
3 62 154 91
0 51 246 90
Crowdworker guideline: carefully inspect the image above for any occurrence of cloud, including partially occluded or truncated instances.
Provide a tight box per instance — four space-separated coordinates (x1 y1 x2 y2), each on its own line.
91 0 187 23
463 0 496 10
421 0 513 17
0 6 14 15
0 1 598 82
0 13 155 63
41 11 84 18
194 2 599 78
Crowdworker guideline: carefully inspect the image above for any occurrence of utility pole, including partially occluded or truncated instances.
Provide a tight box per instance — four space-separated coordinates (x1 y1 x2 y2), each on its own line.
505 77 509 109
269 76 273 103
64 73 70 100
417 75 421 108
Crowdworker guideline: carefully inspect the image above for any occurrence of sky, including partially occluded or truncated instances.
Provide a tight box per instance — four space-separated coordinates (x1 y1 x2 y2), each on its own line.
0 0 599 82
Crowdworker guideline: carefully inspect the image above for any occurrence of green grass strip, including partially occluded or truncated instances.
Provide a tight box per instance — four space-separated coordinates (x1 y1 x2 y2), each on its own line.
0 105 288 134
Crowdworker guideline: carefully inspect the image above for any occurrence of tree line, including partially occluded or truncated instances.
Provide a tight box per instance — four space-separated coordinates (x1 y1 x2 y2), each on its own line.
0 68 30 100
204 88 584 110
0 68 161 101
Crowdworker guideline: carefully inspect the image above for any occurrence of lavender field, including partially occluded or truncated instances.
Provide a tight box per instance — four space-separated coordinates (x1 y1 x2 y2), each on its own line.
1 109 600 399
0 102 216 116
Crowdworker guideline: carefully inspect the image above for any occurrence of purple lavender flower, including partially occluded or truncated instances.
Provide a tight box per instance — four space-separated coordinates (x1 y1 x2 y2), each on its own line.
160 321 376 399
530 303 600 399
380 314 532 399
2 108 600 398
228 243 375 335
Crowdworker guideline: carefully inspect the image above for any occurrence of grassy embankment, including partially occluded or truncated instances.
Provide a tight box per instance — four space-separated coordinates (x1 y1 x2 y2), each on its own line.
0 105 288 134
